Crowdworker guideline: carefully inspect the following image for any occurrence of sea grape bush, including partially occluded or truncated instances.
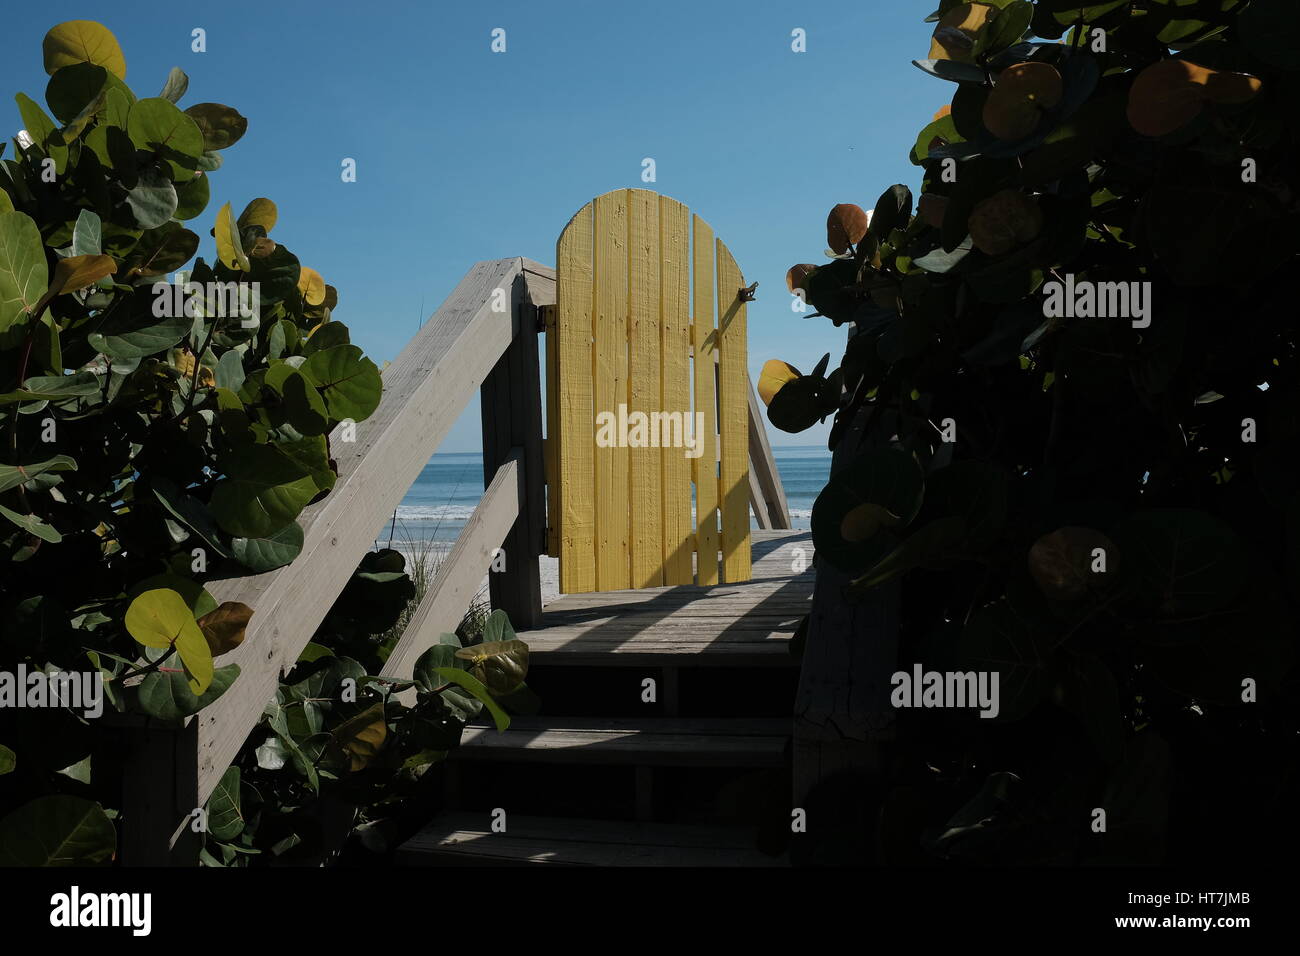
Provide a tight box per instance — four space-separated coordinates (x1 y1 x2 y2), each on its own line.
767 0 1299 863
0 21 395 862
201 601 537 866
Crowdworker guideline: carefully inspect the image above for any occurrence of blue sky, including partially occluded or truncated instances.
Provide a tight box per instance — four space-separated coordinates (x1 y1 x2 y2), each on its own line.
2 0 938 452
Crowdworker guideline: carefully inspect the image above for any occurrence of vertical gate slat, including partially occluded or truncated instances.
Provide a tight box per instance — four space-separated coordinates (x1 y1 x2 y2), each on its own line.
715 242 751 583
659 196 694 585
593 190 631 590
557 204 596 593
628 189 664 588
543 303 560 557
692 215 720 586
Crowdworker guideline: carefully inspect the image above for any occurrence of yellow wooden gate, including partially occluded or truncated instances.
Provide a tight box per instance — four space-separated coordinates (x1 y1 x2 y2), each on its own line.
545 188 752 594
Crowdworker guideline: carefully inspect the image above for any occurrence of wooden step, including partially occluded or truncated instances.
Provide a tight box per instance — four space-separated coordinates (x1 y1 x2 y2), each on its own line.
523 627 799 667
457 717 789 767
398 812 784 866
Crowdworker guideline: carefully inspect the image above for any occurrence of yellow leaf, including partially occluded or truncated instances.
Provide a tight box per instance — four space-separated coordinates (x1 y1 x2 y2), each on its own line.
43 20 127 80
124 589 214 694
214 202 249 271
758 359 802 406
929 3 996 62
331 702 387 772
297 267 326 306
196 601 253 657
237 198 278 234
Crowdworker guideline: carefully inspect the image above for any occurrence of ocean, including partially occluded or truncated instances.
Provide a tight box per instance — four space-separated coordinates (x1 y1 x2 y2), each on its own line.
380 446 831 550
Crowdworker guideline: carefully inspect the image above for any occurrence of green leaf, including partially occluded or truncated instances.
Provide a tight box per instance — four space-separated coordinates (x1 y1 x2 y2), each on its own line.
159 66 189 104
45 62 107 125
15 93 57 150
0 455 77 494
151 476 229 558
811 447 926 573
174 171 210 221
87 301 190 359
956 600 1049 722
0 745 14 775
124 588 214 694
205 766 244 840
126 223 200 278
136 663 239 721
0 795 116 866
209 441 334 538
126 97 203 180
43 20 127 80
0 210 48 348
125 165 178 230
1235 0 1299 70
1113 509 1247 617
870 185 913 241
300 345 383 423
848 516 968 592
71 208 101 256
974 0 1033 58
429 667 512 731
0 502 62 542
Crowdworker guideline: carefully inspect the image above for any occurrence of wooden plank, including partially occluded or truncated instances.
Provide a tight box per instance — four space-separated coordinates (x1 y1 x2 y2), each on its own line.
117 721 198 864
691 215 720 585
628 189 663 588
715 241 751 584
541 304 560 557
456 717 788 767
398 813 783 866
382 454 523 679
749 460 773 530
521 258 556 307
591 191 630 591
197 258 523 807
747 376 792 529
659 196 694 585
557 206 597 593
480 311 543 628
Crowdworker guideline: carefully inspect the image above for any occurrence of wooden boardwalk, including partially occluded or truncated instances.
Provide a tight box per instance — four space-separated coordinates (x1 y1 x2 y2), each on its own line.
398 530 812 866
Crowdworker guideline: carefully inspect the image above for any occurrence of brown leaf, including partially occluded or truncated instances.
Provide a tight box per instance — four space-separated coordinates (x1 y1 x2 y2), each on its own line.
1127 59 1262 138
1028 527 1117 602
826 204 870 255
983 62 1063 141
785 264 818 293
196 601 253 656
968 189 1042 256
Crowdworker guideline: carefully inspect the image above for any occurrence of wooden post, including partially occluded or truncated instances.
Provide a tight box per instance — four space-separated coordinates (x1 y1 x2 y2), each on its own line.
117 720 200 865
792 331 900 835
480 280 545 629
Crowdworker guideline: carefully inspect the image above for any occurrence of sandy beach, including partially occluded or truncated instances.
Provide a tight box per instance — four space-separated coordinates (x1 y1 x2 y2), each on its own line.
393 543 563 610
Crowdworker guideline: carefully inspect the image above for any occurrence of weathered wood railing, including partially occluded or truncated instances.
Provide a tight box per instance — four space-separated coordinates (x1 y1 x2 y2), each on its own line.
120 256 789 864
